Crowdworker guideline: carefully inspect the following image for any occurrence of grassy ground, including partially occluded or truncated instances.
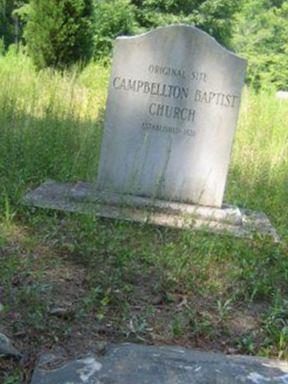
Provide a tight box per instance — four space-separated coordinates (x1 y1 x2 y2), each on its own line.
0 49 288 383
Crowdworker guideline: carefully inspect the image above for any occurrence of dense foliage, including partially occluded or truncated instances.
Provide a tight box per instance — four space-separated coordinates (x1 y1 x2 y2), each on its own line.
0 0 27 48
233 0 288 89
93 0 136 58
23 0 94 69
0 0 287 88
131 0 240 48
92 0 240 57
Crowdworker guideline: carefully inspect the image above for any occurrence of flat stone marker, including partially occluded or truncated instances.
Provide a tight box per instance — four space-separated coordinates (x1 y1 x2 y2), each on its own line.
30 343 288 384
23 25 279 241
97 25 247 208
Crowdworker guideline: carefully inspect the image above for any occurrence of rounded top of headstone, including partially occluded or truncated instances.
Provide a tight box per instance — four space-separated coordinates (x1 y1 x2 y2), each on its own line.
116 24 247 64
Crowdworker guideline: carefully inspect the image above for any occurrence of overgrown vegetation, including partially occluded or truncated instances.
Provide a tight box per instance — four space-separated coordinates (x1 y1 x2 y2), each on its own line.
0 1 288 383
1 0 288 89
23 0 94 69
233 0 288 89
93 0 137 58
131 0 240 47
0 51 287 383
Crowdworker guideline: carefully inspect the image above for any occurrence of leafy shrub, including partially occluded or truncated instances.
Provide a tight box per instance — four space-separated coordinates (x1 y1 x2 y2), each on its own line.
131 0 240 47
0 0 17 48
92 0 240 58
23 0 94 70
93 0 137 58
232 0 288 90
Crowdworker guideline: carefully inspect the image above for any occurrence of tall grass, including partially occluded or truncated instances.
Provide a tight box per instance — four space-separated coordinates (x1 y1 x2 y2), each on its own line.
0 49 287 237
0 48 109 207
228 88 288 236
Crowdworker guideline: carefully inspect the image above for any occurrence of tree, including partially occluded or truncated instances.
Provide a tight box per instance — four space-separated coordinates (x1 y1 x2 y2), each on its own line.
93 0 136 58
130 0 241 47
232 0 288 89
0 0 26 48
92 0 241 59
23 0 94 69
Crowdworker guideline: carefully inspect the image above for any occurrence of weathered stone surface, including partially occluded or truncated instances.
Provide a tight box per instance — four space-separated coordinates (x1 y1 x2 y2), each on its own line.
0 333 22 359
97 25 247 208
30 343 288 384
23 180 280 242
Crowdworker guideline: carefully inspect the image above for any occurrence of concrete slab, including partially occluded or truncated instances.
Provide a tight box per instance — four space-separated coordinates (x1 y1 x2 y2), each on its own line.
23 180 280 242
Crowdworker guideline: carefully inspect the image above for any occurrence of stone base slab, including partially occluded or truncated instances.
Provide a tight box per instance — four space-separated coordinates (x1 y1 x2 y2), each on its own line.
30 343 288 384
23 180 280 242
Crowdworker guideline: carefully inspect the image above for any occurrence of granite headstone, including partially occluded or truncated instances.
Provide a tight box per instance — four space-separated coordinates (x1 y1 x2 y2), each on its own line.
96 25 247 207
